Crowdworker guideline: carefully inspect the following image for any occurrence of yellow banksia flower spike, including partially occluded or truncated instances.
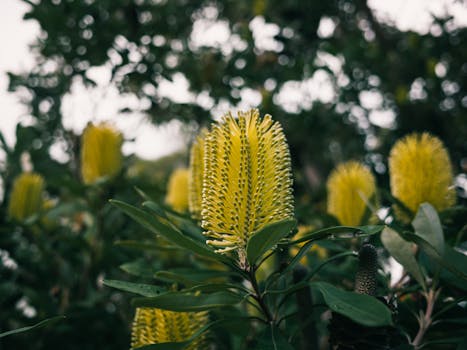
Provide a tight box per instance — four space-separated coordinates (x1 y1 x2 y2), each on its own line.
8 172 45 222
326 161 377 226
202 109 294 255
131 307 209 349
80 122 123 185
188 129 208 219
389 132 455 221
165 168 190 213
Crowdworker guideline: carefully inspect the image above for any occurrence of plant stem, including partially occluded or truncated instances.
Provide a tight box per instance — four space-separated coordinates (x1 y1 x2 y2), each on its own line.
412 288 439 349
249 268 274 324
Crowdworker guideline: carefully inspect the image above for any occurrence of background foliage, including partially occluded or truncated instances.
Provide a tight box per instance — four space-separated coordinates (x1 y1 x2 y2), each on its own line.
0 0 466 349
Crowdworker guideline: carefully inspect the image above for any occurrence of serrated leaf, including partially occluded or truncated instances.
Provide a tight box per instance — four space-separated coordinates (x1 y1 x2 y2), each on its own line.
412 203 445 255
246 219 296 264
0 316 65 339
132 291 243 311
381 227 426 289
312 282 393 327
103 279 166 297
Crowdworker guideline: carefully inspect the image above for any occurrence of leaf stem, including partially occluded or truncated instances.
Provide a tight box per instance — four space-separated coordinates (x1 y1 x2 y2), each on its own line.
412 288 440 349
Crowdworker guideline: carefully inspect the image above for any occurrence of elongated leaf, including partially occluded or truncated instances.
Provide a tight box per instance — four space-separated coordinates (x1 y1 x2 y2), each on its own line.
155 269 233 285
120 260 159 278
0 316 65 339
252 324 294 350
110 200 226 262
312 282 393 327
290 225 384 245
132 291 243 311
246 219 296 265
401 232 467 281
381 227 426 289
103 279 165 297
412 203 445 255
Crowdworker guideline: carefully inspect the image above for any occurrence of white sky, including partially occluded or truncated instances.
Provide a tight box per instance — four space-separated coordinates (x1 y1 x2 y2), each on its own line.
0 0 466 162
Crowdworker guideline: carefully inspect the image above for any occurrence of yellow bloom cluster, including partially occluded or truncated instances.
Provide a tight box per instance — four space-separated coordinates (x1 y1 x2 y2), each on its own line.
131 307 208 349
326 161 376 226
80 122 123 185
8 172 45 222
198 109 294 254
165 168 190 212
389 133 455 221
188 129 208 219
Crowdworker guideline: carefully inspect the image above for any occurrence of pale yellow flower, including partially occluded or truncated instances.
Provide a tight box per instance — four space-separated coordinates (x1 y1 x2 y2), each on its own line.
202 109 294 254
8 172 45 221
80 122 123 184
389 133 455 221
165 168 190 213
131 307 209 349
188 129 208 219
326 161 377 226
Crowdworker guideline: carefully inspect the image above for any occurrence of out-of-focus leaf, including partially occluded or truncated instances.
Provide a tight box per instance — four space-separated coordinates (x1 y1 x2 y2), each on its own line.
252 324 294 350
312 282 393 327
132 291 243 311
103 279 166 297
120 260 159 278
412 203 445 255
246 219 296 264
155 269 233 285
0 316 65 339
381 227 426 289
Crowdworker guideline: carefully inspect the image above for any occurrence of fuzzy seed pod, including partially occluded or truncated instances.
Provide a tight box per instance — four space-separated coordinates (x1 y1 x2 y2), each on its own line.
354 243 378 296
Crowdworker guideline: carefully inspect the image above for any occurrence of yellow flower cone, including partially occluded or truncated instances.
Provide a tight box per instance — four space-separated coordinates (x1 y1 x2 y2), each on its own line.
202 109 294 255
188 129 208 219
80 122 123 184
8 172 45 222
131 307 209 349
389 132 455 221
165 168 190 213
326 161 377 226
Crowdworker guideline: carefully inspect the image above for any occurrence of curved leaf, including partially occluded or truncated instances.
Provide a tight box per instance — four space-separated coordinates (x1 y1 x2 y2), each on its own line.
412 203 445 255
0 316 65 339
103 279 166 297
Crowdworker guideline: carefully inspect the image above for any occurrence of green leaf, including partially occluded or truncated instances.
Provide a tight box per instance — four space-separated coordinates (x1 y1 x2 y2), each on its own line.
132 291 244 311
0 316 65 339
246 219 296 264
252 324 294 350
110 200 227 263
115 240 177 252
155 269 233 285
381 227 426 289
103 279 166 297
120 260 159 278
401 233 467 281
290 225 384 245
412 203 445 255
312 282 393 327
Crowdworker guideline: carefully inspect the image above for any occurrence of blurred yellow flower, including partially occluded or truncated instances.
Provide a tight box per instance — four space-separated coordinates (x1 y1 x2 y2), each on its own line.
202 109 294 255
188 129 208 219
165 168 190 212
8 172 45 221
389 132 455 221
326 161 377 226
131 307 208 349
80 122 123 185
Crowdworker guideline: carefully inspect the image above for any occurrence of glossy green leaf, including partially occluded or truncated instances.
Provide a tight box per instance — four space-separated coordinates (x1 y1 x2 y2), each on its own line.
290 225 384 245
0 316 65 339
312 282 393 327
132 291 244 311
381 227 426 289
103 279 166 297
412 203 445 255
246 219 296 264
110 200 226 262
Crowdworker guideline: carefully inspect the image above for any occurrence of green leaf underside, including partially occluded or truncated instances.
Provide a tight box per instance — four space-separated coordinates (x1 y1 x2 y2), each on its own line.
0 316 65 339
103 279 165 297
132 291 243 311
312 282 393 327
412 203 445 255
246 219 297 264
401 232 467 281
381 227 426 289
110 200 228 263
290 225 384 245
